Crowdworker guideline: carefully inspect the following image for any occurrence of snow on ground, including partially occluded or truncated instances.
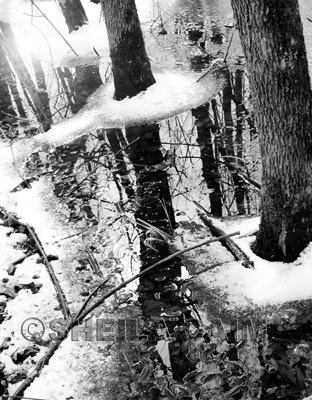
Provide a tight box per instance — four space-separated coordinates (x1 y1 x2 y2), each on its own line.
194 216 312 307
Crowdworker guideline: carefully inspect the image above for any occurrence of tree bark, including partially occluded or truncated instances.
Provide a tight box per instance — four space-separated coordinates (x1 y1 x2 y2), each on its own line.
230 0 312 261
57 0 88 33
100 0 155 100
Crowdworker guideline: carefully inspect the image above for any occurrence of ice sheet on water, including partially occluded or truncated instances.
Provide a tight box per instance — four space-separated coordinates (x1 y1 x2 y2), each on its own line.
8 69 223 155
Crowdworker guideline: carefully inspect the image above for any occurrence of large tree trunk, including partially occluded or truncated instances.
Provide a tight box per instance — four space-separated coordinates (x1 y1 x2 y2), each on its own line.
57 0 88 33
100 0 155 100
230 0 312 261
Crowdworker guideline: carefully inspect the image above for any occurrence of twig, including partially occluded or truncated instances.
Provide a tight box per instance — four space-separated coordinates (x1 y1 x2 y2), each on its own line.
136 218 172 240
75 277 110 319
29 0 79 57
48 230 87 244
9 251 35 267
78 231 240 321
25 224 71 320
223 28 236 63
86 249 103 276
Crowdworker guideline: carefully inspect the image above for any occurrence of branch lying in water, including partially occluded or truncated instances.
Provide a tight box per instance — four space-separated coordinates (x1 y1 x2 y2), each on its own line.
78 230 240 320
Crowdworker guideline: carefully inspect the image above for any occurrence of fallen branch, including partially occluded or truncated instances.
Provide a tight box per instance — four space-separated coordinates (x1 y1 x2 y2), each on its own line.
194 202 254 268
218 159 261 190
9 341 61 400
78 230 240 320
0 207 71 320
25 224 71 320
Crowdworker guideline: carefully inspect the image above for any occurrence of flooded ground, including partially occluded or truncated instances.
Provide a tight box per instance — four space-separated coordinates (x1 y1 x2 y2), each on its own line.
1 0 312 399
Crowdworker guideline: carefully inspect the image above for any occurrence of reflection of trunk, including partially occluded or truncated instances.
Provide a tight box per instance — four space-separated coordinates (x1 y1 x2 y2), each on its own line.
56 67 75 115
57 65 102 115
31 53 52 124
57 0 88 33
0 43 17 120
101 0 155 100
8 74 26 119
51 66 102 222
235 70 244 160
124 124 194 380
106 128 135 200
125 124 175 231
223 76 246 214
0 22 50 131
192 104 223 216
71 65 102 113
0 22 27 120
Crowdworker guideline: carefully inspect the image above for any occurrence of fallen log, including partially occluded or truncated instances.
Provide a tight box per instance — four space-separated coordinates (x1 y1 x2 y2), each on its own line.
194 202 254 268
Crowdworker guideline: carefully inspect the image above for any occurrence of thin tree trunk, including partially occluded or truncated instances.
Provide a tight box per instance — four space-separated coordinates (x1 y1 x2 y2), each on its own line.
192 104 223 216
31 53 52 124
57 0 88 33
0 41 27 120
0 43 17 121
106 128 135 200
223 74 246 215
0 22 50 131
230 0 312 261
100 0 155 100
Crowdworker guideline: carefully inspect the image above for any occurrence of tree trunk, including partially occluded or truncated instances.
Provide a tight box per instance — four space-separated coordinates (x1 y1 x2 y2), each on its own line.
0 22 51 132
0 43 17 121
57 0 88 33
223 75 246 215
192 105 223 216
230 0 312 261
106 128 135 200
100 0 155 100
31 53 52 124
